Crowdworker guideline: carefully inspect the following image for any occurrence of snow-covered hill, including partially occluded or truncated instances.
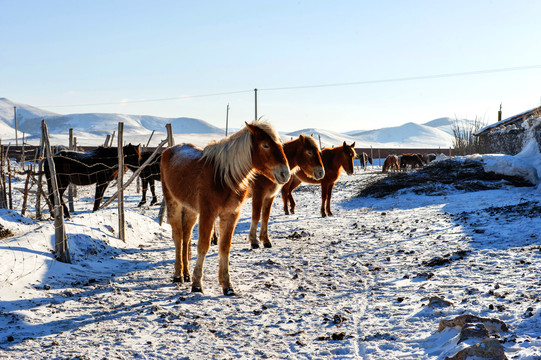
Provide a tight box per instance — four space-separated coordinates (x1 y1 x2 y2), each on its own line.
0 98 469 148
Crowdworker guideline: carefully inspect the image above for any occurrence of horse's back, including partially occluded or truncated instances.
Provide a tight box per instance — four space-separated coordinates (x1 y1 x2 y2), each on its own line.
161 144 204 209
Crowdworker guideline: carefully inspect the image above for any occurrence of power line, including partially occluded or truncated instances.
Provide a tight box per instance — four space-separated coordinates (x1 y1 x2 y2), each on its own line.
260 64 541 91
38 64 541 109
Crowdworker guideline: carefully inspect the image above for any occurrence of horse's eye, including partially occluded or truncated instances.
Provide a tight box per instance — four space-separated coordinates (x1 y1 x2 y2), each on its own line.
262 143 270 149
307 151 313 156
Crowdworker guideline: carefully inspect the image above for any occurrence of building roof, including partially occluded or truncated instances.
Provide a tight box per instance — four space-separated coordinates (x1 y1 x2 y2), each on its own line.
473 105 541 136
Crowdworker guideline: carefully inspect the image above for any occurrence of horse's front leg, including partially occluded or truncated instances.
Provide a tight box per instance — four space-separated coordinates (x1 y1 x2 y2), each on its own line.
248 190 264 249
260 195 276 248
93 182 109 212
138 178 147 207
281 185 290 215
191 212 218 294
217 211 241 296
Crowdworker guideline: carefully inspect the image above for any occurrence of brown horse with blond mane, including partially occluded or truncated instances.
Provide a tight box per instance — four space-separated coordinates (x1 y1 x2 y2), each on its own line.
160 121 290 296
281 141 356 217
248 134 324 249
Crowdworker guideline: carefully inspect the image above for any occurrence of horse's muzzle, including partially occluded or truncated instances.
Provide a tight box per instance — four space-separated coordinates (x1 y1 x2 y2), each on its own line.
313 166 325 180
273 165 291 184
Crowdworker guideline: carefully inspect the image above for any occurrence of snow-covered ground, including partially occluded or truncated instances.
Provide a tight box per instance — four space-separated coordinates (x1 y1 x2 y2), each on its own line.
0 150 540 359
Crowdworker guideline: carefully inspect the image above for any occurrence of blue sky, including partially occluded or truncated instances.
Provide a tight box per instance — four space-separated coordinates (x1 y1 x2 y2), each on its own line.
2 0 541 132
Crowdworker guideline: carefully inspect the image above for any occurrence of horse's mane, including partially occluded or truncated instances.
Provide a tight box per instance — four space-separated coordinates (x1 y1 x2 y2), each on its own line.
202 120 281 192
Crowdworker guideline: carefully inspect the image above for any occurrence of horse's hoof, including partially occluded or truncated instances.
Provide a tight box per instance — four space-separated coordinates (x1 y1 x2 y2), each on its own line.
321 213 327 218
223 288 236 296
173 276 183 283
284 210 290 215
183 274 191 283
291 210 295 214
191 285 203 293
251 243 260 249
150 200 158 206
263 242 272 249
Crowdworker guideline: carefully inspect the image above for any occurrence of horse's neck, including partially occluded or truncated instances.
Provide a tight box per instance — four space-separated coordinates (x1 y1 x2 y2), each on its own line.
283 140 300 169
322 147 341 171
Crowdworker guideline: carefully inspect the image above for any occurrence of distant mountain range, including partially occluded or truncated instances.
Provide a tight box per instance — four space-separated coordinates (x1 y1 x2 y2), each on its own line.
0 97 468 148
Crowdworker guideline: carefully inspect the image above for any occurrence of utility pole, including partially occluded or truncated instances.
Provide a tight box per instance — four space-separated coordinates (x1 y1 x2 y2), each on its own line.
225 103 230 137
254 88 258 121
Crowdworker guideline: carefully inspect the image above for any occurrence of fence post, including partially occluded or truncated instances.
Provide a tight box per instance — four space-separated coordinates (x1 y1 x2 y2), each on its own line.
68 129 75 214
104 134 111 147
42 120 70 263
117 123 125 242
7 158 12 210
158 124 174 225
0 143 4 209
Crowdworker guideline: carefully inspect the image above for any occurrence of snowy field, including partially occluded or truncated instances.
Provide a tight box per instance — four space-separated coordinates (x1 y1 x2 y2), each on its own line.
0 156 540 359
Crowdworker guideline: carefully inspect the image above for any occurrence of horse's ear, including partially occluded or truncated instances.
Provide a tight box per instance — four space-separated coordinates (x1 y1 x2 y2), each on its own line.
343 141 347 148
299 134 305 143
245 121 257 135
351 142 355 148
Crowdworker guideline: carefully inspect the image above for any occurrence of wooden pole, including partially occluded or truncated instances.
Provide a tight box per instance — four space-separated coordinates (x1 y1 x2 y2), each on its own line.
145 130 155 148
109 131 116 147
7 158 12 210
158 124 174 225
117 123 125 242
225 103 230 137
0 142 4 209
254 88 258 121
68 129 75 214
35 134 45 219
42 120 70 263
104 134 111 147
21 166 31 216
14 107 18 147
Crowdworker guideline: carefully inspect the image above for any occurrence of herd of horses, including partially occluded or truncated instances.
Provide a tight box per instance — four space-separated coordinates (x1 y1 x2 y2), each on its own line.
382 152 435 173
45 120 435 296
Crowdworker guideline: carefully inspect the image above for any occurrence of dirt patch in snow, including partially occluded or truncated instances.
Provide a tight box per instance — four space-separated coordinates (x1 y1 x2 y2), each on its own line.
357 158 535 198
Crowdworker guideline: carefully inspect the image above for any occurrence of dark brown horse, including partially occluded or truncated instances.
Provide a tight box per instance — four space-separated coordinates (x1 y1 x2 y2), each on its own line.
45 144 141 218
358 152 373 169
127 150 162 207
248 134 324 249
281 141 356 217
399 153 424 171
160 121 290 295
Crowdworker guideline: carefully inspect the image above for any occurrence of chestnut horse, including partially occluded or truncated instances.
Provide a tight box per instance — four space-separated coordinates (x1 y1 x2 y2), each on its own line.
382 154 399 173
160 121 290 296
281 141 356 217
248 134 324 249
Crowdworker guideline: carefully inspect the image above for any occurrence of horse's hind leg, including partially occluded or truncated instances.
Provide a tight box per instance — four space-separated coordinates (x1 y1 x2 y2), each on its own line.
260 196 276 248
287 177 301 214
320 182 330 217
325 182 336 216
191 211 218 294
149 179 158 206
181 208 198 282
248 189 264 249
281 186 290 215
217 211 241 296
165 200 184 282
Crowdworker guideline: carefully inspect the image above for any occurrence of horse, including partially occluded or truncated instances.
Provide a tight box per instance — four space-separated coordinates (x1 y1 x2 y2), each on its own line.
382 154 399 173
248 134 324 249
127 150 162 207
45 144 141 218
281 141 356 217
358 152 373 169
399 153 424 171
160 121 290 296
